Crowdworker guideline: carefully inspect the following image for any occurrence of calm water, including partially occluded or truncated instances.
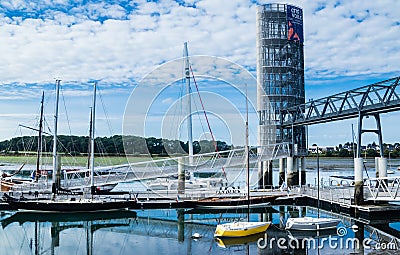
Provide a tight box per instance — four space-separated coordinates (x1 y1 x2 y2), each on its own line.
0 206 399 255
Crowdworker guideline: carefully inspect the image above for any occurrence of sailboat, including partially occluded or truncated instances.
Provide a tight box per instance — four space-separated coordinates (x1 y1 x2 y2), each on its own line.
285 146 340 231
146 42 227 191
214 85 270 238
0 92 47 191
3 82 137 212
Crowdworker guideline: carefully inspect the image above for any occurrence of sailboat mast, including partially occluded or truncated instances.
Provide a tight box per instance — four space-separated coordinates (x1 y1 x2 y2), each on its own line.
184 42 194 164
87 107 93 169
317 145 320 218
90 82 97 195
35 92 45 182
245 84 250 203
52 80 60 189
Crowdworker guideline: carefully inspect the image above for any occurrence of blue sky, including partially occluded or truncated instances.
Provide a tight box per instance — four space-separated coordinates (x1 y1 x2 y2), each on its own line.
0 0 399 147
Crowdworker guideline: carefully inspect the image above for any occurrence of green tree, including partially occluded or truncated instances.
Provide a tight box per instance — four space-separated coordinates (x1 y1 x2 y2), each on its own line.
338 149 350 157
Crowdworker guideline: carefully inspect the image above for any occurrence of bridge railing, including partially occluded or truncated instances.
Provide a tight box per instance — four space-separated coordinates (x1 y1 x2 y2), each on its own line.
364 176 400 201
298 184 354 206
10 143 290 192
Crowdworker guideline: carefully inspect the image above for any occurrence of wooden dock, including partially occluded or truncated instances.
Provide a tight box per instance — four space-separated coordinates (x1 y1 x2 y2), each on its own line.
1 187 400 219
273 186 400 220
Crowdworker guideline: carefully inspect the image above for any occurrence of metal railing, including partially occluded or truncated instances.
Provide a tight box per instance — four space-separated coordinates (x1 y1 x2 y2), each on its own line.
364 176 400 201
10 143 290 192
297 185 354 206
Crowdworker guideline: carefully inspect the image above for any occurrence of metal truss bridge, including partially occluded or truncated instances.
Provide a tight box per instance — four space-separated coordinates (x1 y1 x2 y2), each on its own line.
280 76 400 127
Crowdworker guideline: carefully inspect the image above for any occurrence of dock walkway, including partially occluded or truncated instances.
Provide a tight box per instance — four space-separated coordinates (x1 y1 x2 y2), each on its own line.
1 185 400 219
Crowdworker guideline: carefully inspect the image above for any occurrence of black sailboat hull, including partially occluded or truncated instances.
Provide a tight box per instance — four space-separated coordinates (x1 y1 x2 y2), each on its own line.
2 210 137 228
3 194 136 213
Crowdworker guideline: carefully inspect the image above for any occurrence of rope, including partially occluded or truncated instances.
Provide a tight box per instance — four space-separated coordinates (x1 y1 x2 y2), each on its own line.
98 88 120 155
189 65 227 180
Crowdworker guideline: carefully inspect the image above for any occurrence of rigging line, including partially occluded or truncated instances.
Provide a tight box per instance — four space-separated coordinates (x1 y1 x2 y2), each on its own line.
60 87 80 158
189 65 227 180
190 85 209 144
177 80 186 142
168 84 184 143
98 88 120 155
16 223 33 255
168 55 186 143
189 65 216 150
22 104 43 155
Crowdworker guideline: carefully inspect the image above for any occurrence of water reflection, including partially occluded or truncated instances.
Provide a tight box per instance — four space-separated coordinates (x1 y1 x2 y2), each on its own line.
0 206 399 254
1 211 137 255
215 232 265 248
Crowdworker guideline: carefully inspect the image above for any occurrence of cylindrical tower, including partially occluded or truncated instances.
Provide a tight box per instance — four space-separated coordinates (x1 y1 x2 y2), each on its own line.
256 3 306 153
256 3 306 187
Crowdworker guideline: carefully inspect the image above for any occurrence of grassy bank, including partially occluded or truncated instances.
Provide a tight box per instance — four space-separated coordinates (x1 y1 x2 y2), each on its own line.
0 154 162 167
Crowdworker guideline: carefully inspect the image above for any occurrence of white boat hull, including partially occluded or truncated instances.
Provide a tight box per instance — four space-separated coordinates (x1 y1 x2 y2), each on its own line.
285 217 340 231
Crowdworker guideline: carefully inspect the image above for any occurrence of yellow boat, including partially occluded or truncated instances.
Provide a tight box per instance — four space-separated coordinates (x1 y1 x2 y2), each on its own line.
214 221 270 238
215 232 266 248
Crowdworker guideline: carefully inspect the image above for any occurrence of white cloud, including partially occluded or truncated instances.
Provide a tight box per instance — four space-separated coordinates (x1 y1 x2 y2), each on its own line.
0 0 398 142
0 0 397 87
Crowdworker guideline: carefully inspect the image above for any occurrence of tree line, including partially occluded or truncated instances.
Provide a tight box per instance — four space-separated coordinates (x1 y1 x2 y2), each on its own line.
0 135 232 156
311 141 400 158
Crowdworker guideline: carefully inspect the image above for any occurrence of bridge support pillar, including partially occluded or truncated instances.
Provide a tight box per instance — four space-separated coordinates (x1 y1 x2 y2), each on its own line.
178 158 185 194
286 157 293 186
354 111 386 204
300 157 306 186
375 157 380 178
354 157 364 205
378 157 387 181
279 158 285 186
258 160 273 189
375 156 388 178
287 157 298 187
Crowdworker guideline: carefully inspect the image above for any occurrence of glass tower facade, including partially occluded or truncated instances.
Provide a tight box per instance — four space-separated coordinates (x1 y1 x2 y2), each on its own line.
256 3 306 156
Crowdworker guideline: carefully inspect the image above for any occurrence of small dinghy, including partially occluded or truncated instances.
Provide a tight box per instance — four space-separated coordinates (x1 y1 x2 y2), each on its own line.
285 217 340 231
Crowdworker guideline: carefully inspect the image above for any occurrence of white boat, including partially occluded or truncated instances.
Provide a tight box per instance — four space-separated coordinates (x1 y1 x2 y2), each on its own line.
285 146 341 231
4 82 137 212
147 170 227 191
285 217 340 231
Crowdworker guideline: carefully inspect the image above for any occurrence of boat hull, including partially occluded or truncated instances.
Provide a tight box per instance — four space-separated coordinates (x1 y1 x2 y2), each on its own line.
214 221 270 238
215 232 266 248
285 217 340 231
3 194 136 213
196 202 271 210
